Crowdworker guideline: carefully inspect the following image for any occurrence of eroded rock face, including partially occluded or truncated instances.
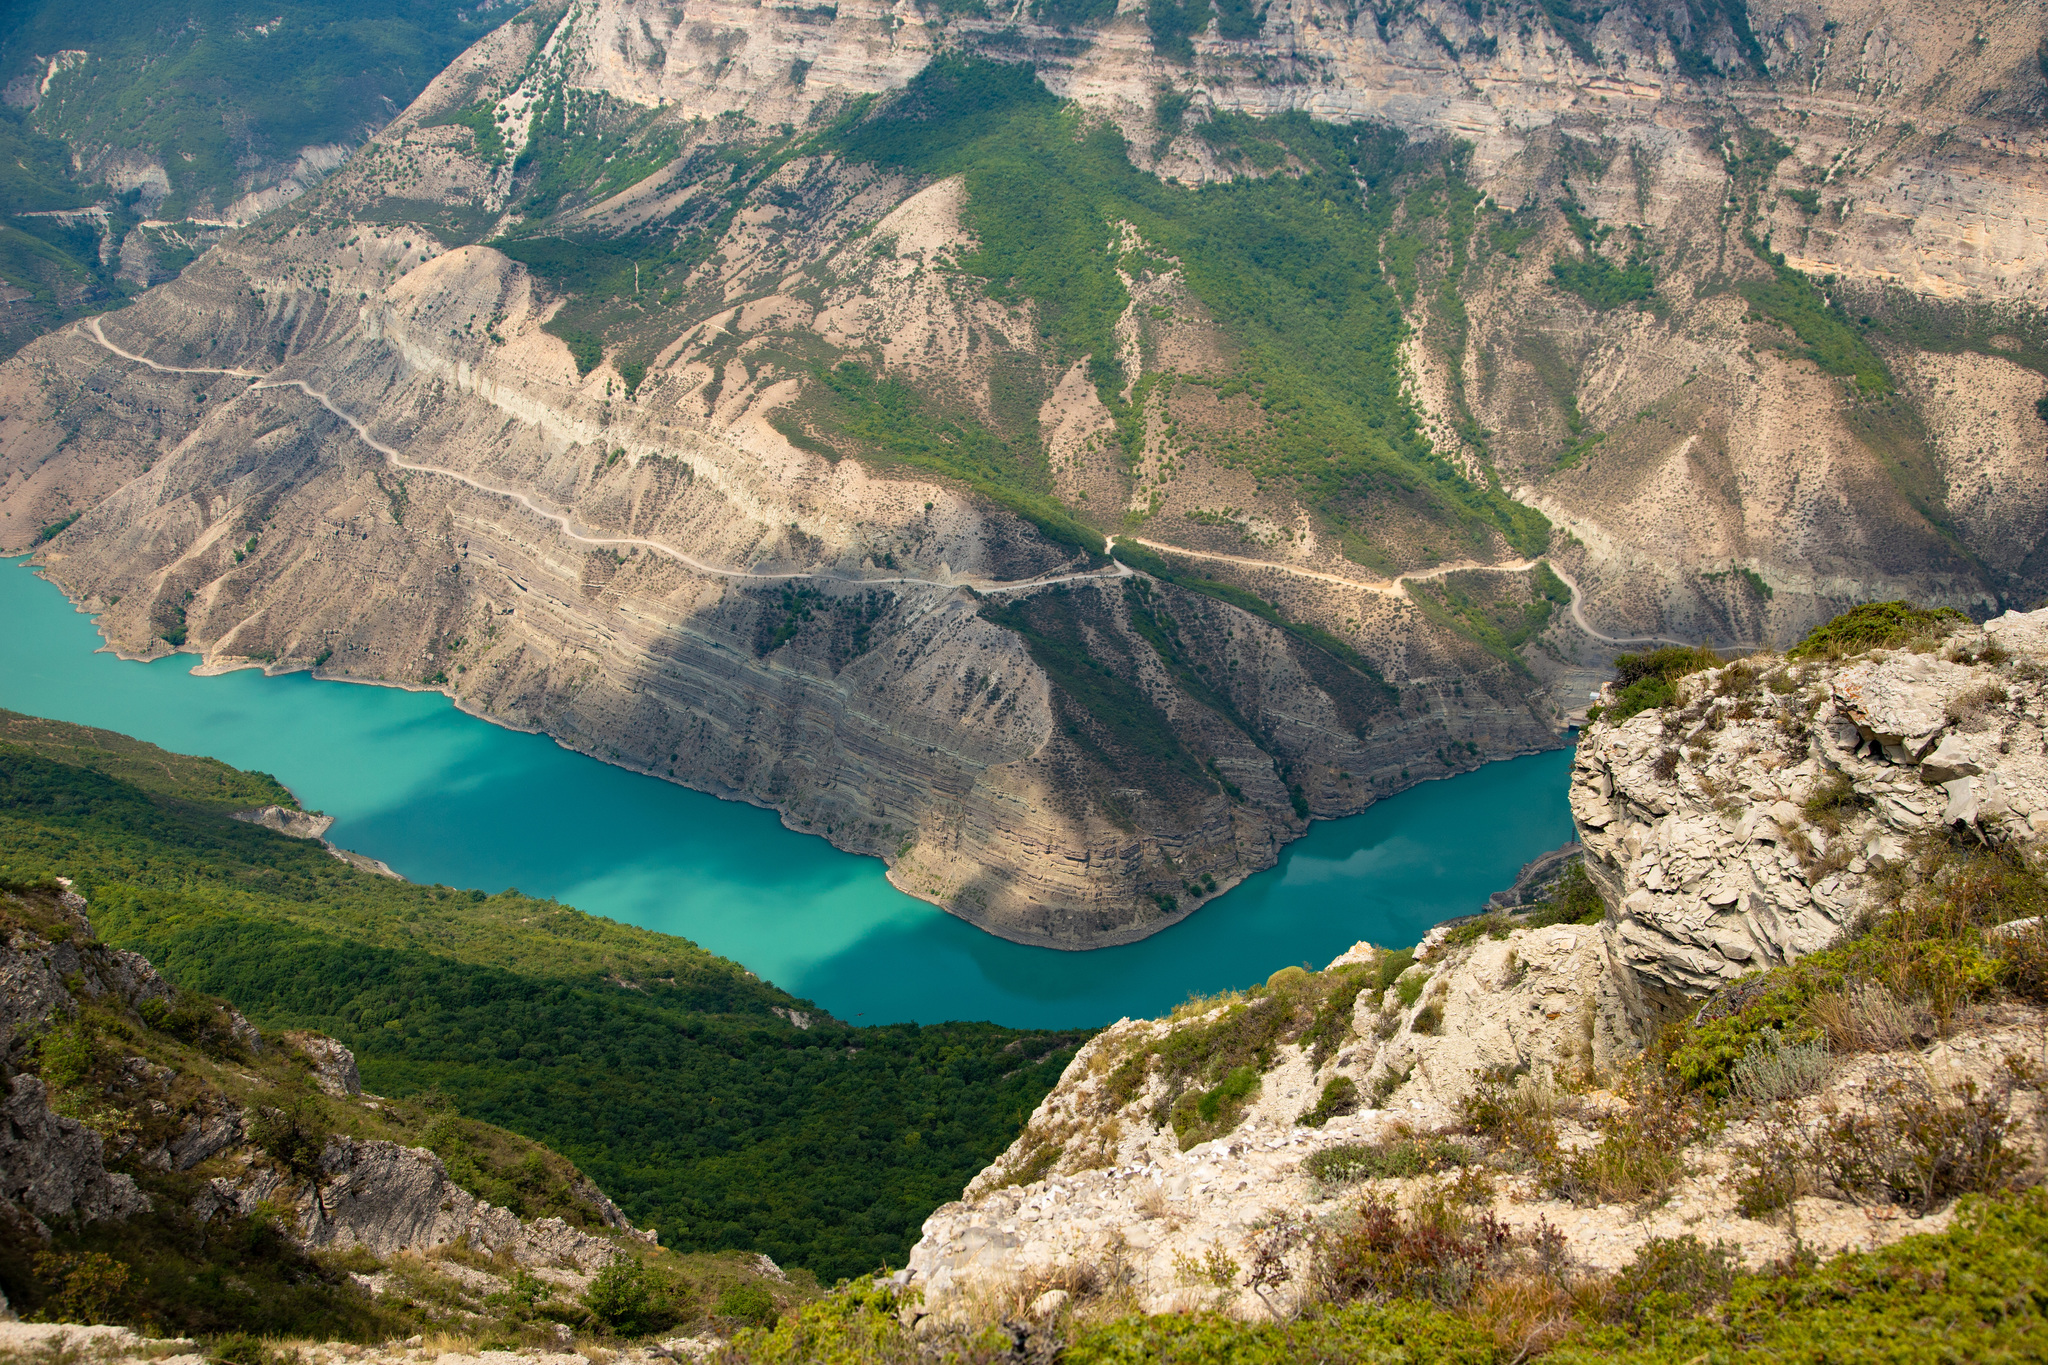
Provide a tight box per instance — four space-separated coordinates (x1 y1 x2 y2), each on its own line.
199 1138 638 1270
0 887 173 1054
0 1075 150 1231
284 1031 363 1097
1573 608 2048 1028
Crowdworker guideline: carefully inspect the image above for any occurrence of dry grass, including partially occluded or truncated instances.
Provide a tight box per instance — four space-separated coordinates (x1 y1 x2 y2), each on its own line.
1946 680 2011 729
1809 981 1924 1053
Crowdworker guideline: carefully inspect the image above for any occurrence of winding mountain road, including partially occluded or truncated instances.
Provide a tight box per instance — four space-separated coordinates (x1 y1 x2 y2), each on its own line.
80 319 1727 650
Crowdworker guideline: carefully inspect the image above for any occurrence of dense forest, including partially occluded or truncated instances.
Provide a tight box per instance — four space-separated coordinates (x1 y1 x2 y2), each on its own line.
0 712 1085 1282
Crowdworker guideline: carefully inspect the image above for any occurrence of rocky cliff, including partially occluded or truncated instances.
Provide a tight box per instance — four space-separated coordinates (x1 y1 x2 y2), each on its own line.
901 603 2048 1318
1 0 2043 945
0 878 667 1319
1575 603 2048 1028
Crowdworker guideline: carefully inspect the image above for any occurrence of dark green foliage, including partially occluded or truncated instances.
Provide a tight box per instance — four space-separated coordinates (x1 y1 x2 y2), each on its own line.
1409 564 1570 670
1604 1236 1742 1327
1112 539 1394 694
32 511 81 544
246 1099 331 1180
1739 236 1891 393
0 112 133 353
0 707 296 811
512 86 674 220
981 589 1211 806
1788 600 1967 659
1522 861 1606 929
0 732 1083 1283
440 102 507 165
0 0 523 219
1146 0 1202 61
831 59 1550 563
1299 1075 1360 1128
1551 250 1654 309
1601 646 1722 724
583 1259 689 1337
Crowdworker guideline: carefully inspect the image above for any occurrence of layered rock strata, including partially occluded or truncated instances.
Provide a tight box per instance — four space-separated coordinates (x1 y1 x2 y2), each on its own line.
2 0 2043 944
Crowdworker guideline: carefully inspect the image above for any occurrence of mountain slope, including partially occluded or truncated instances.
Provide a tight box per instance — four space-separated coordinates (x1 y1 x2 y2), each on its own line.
0 713 1082 1281
0 0 2042 945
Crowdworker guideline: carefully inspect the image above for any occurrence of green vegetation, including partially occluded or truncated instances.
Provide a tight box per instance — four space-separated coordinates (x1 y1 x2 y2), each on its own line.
1739 235 1891 394
1110 538 1393 693
1408 564 1571 671
823 60 1547 562
814 362 1101 558
714 1186 2048 1361
0 716 1083 1282
1549 198 1653 310
3 876 813 1340
981 588 1216 818
0 0 525 220
1596 646 1723 725
1661 838 2045 1098
0 708 294 810
1787 600 1967 660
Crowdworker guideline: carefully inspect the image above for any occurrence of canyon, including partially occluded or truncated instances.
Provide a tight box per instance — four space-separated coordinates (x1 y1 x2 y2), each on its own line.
0 0 2042 946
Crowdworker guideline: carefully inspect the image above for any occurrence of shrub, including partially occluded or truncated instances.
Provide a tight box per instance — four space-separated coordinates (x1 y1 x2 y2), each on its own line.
1727 1107 1818 1220
1299 1075 1360 1128
207 1334 277 1365
714 1283 780 1329
1395 970 1430 1009
1811 1076 2025 1214
1602 646 1723 724
582 1258 687 1338
1788 601 1967 660
32 1250 131 1324
1995 917 2048 1004
1801 770 1868 834
1807 980 1920 1053
1170 1064 1262 1149
1066 1298 1500 1364
1304 1131 1473 1186
1546 1071 1701 1207
1604 1235 1742 1326
247 1099 331 1182
1458 1067 1560 1163
1411 998 1445 1035
1730 1029 1829 1104
1300 964 1373 1068
1522 861 1606 928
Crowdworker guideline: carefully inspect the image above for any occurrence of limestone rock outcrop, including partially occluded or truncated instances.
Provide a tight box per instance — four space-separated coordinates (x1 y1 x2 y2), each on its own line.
197 1137 640 1271
0 1075 150 1232
1574 606 2048 1028
0 879 652 1274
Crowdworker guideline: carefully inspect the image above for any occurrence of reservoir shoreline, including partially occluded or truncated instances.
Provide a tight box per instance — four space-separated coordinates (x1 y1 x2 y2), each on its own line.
2 558 1578 1028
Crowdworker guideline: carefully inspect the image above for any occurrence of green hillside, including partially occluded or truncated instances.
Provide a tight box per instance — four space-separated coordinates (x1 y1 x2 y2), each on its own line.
0 713 1083 1282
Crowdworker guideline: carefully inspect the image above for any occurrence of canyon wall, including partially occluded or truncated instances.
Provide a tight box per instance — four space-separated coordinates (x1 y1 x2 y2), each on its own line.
0 0 2041 945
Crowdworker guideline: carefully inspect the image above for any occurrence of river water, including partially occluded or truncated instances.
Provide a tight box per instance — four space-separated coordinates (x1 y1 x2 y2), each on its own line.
0 560 1575 1028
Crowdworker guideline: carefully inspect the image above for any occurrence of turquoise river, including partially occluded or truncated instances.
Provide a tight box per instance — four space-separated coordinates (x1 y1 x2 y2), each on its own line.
0 559 1576 1028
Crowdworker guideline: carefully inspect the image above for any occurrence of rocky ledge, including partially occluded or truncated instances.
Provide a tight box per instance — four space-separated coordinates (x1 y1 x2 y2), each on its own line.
1577 606 2048 1030
901 604 2048 1319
